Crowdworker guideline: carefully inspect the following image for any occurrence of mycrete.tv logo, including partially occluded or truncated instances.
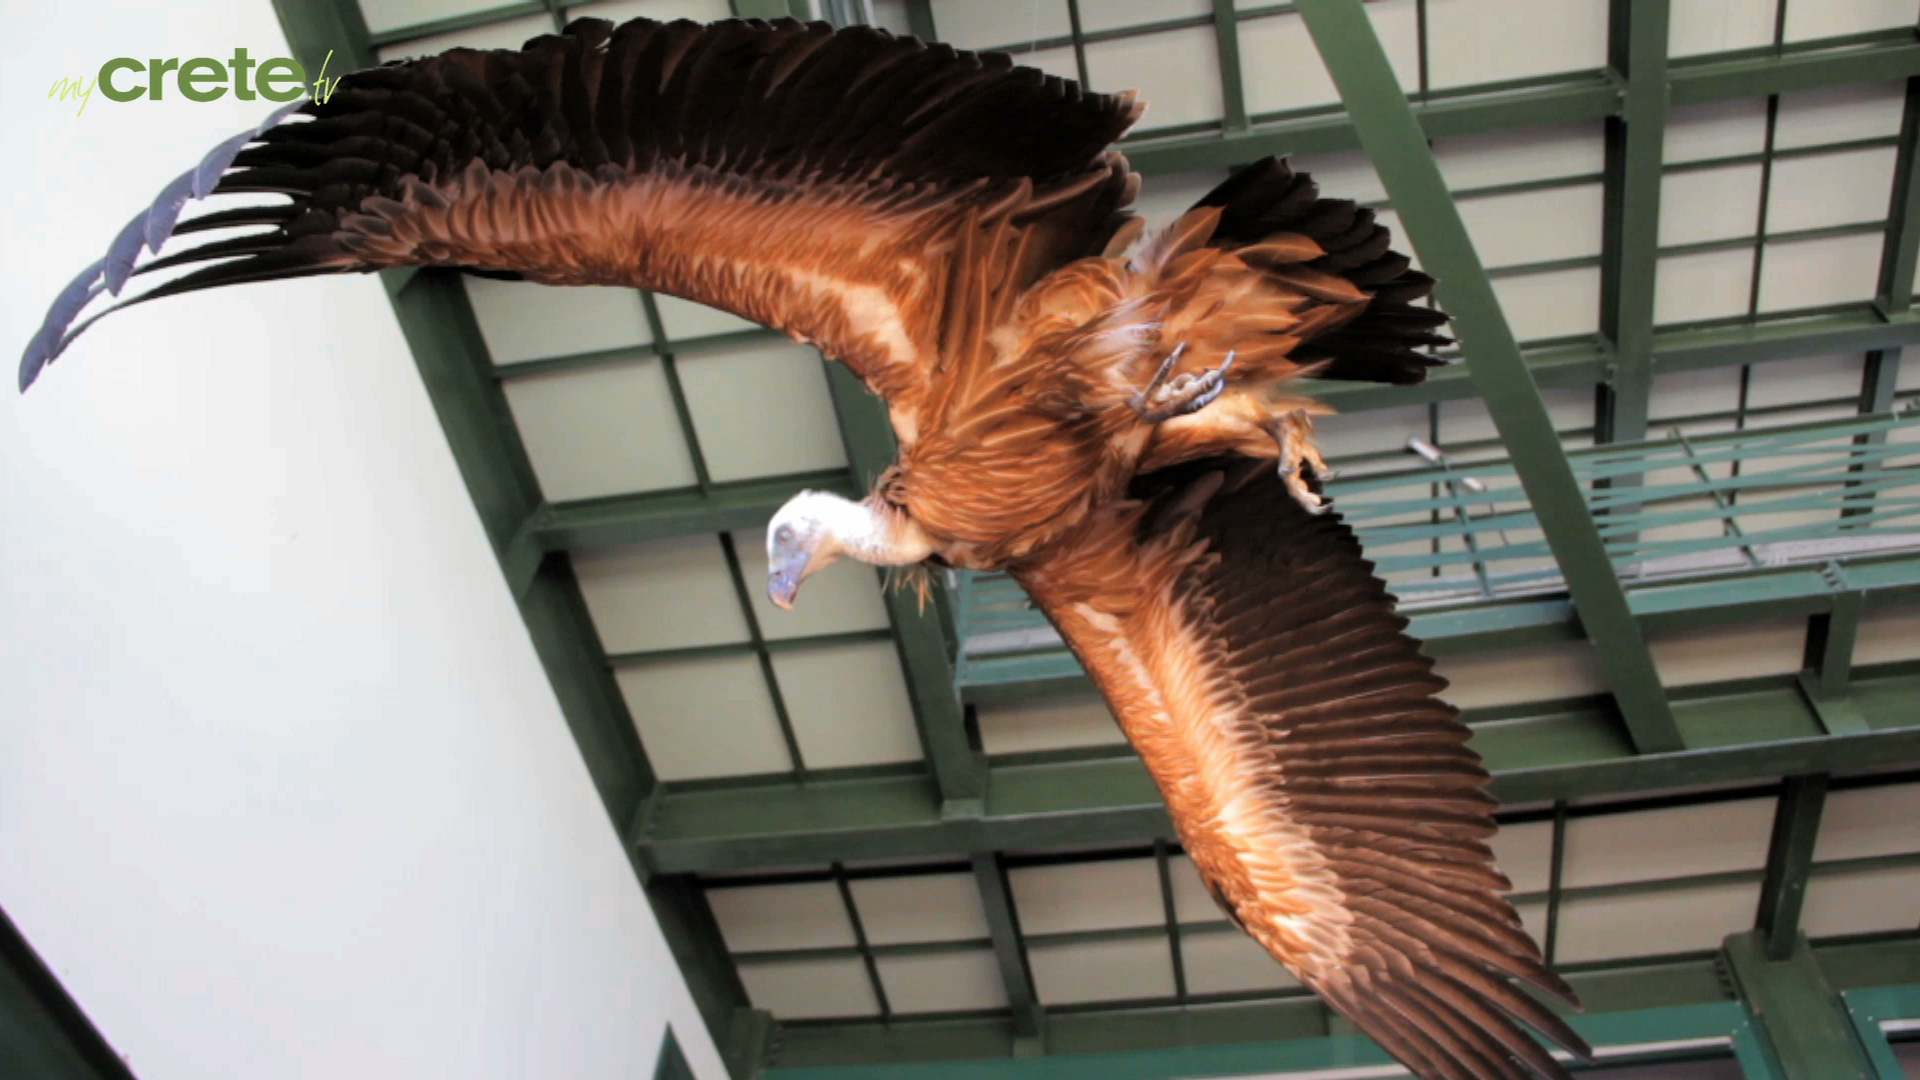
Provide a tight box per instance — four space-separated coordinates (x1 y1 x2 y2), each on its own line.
49 49 342 117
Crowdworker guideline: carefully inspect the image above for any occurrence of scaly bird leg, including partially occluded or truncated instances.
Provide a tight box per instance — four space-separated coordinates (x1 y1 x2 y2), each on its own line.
1130 345 1235 424
1267 409 1334 515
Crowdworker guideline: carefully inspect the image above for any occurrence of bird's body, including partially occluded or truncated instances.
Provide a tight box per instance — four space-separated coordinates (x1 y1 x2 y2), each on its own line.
23 17 1592 1079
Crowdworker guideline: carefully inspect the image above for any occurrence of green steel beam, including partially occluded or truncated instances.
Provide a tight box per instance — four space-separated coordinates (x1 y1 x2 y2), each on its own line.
1755 775 1829 961
635 666 1920 873
1722 931 1876 1080
1841 984 1920 1080
1877 75 1920 317
1595 0 1671 447
1294 0 1683 752
1121 30 1920 177
1210 0 1249 132
0 905 137 1080
764 938 1920 1076
971 853 1044 1046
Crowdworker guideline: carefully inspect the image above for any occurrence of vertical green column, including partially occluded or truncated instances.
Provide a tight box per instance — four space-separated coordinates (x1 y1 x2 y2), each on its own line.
1595 0 1671 447
1293 0 1684 752
1753 775 1827 960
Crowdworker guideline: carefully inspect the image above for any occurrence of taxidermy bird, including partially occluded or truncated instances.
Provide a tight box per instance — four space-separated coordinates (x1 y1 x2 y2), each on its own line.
22 17 1591 1080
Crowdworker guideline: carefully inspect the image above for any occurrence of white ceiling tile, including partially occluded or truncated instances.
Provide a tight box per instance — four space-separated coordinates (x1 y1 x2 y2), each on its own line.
877 949 1008 1013
1492 818 1555 896
1671 0 1779 57
361 0 509 35
733 526 894 640
1647 617 1807 687
465 278 652 366
1742 353 1866 409
1028 936 1175 1004
374 14 552 61
1078 0 1211 33
773 641 924 769
1856 605 1920 666
1650 367 1746 425
1295 149 1388 206
710 880 857 953
1661 164 1765 247
1237 12 1343 115
1816 783 1920 862
1435 124 1606 191
651 294 761 341
1758 231 1884 312
1555 879 1759 963
502 360 698 501
1801 864 1920 937
1491 266 1602 342
1666 99 1770 165
1087 25 1223 131
739 957 878 1019
615 654 792 779
1165 853 1226 925
1774 81 1909 151
1179 926 1299 995
675 341 849 483
1431 639 1609 710
851 873 992 945
564 0 736 25
572 536 750 655
1011 857 1165 934
1562 798 1774 889
1655 247 1756 326
1766 146 1899 233
1783 0 1920 43
976 694 1125 755
926 0 1070 50
1426 0 1607 90
1461 184 1606 270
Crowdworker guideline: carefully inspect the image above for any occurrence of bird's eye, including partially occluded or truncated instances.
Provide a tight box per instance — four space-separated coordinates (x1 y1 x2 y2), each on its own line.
775 525 794 545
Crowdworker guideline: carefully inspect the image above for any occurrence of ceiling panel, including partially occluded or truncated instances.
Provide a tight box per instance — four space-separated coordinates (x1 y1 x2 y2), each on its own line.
501 360 698 501
710 880 858 953
850 872 992 945
975 695 1125 756
772 640 924 769
573 537 751 654
1555 879 1759 963
1011 857 1165 934
1087 25 1223 132
1179 926 1301 996
465 278 653 366
738 957 879 1019
1028 936 1176 1005
675 341 849 483
615 654 792 779
877 948 1009 1014
1561 798 1774 890
1425 0 1607 90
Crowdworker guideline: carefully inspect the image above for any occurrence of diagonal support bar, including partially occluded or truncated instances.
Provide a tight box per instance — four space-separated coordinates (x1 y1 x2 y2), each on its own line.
1295 0 1684 753
972 852 1045 1049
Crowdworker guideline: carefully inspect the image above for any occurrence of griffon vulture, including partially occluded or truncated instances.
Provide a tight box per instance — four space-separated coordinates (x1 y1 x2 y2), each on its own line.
21 16 1591 1080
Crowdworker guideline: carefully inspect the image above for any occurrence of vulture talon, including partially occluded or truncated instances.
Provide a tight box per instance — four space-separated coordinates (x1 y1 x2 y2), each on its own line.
1131 347 1235 423
1268 408 1333 514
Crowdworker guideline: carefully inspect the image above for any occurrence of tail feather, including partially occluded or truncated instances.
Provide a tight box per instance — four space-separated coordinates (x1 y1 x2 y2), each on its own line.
1193 156 1450 386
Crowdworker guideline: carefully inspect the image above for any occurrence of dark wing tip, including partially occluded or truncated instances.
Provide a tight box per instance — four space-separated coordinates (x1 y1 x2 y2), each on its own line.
20 101 308 391
20 258 108 392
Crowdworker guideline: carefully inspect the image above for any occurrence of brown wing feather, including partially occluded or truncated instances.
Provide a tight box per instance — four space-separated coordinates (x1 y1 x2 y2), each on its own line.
1014 456 1589 1080
27 17 1141 405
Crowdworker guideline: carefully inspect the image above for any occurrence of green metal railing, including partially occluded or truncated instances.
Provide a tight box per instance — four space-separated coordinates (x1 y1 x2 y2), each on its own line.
955 406 1920 699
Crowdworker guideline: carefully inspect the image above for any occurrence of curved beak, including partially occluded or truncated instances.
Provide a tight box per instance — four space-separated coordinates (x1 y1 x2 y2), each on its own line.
767 546 810 611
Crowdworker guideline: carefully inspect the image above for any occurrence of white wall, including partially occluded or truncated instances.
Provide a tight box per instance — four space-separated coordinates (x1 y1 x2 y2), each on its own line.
1 2 725 1078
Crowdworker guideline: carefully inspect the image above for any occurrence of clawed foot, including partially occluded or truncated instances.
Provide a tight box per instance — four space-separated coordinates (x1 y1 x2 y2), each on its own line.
1268 409 1333 515
1130 344 1235 423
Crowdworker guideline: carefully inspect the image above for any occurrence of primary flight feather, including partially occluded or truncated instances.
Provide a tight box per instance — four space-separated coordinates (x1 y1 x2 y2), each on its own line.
22 16 1588 1079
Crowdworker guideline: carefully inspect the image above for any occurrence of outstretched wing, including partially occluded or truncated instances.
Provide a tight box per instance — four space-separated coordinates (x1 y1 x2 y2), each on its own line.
20 17 1142 399
1013 457 1590 1080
